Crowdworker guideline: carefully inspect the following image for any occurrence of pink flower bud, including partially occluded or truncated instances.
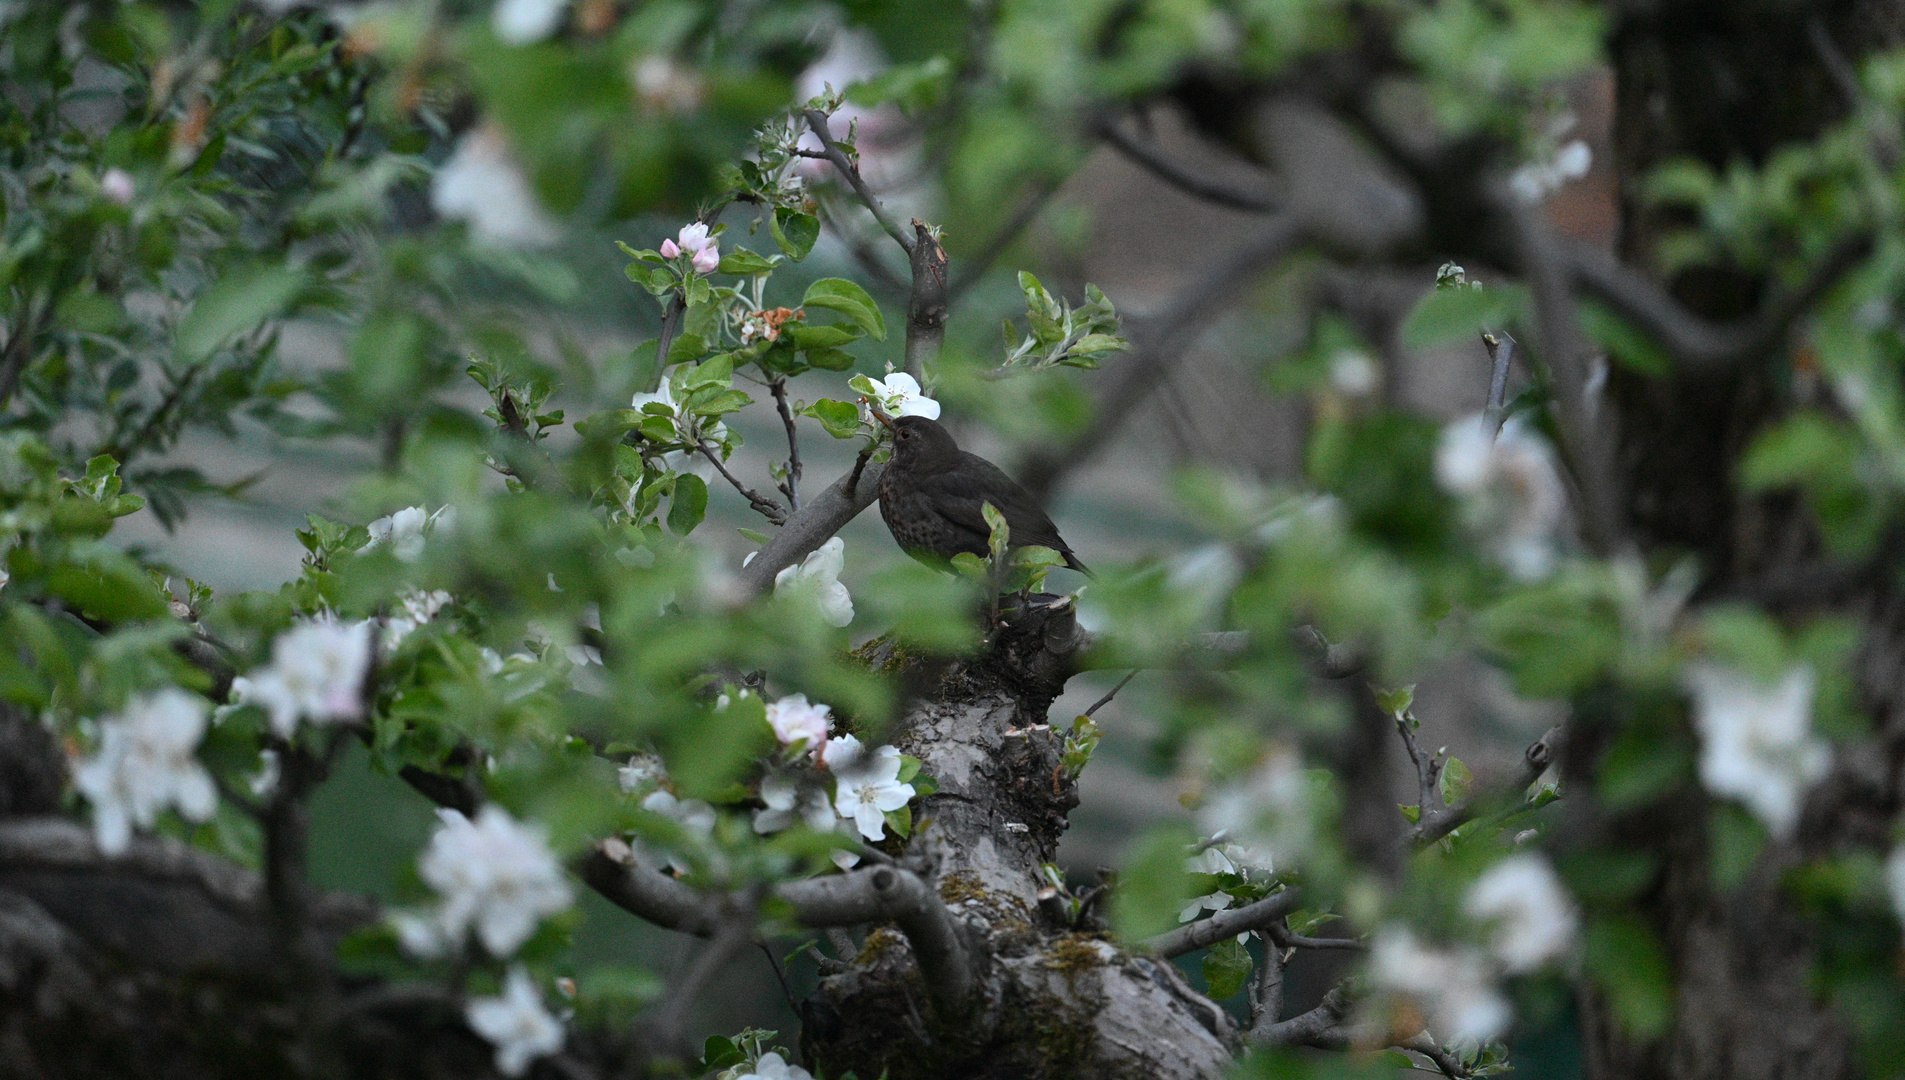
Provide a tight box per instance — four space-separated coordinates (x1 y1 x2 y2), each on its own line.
691 243 719 275
660 238 681 258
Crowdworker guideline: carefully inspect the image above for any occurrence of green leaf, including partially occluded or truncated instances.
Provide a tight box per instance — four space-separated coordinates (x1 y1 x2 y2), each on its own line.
897 754 923 783
802 278 886 340
683 353 733 389
738 528 770 545
1398 803 1421 824
1399 283 1528 349
845 55 952 113
1069 333 1128 356
804 347 856 371
1439 757 1473 806
1110 825 1196 942
574 409 645 441
685 387 752 417
884 804 912 838
1285 909 1341 937
770 209 820 260
1584 916 1674 1039
699 1036 744 1072
1578 300 1672 376
787 324 863 350
1374 685 1415 720
1202 936 1254 1000
668 473 708 535
667 332 708 365
177 263 307 362
804 399 863 439
716 248 778 276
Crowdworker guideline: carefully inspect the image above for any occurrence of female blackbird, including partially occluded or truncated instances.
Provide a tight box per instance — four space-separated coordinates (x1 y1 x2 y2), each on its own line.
876 414 1090 575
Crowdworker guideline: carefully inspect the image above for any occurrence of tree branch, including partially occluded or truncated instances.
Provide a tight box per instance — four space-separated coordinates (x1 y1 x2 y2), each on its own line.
1146 888 1301 959
1093 113 1279 213
1408 723 1562 847
769 379 802 511
0 294 46 412
699 441 788 525
735 458 886 597
802 109 915 255
1481 332 1515 437
1249 984 1351 1048
904 219 949 380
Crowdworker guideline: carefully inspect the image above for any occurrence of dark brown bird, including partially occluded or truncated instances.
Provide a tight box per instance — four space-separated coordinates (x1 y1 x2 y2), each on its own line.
876 413 1090 576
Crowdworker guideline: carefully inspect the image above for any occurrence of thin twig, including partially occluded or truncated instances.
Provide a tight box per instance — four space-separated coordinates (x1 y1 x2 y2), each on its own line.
0 295 46 412
770 379 802 511
1083 671 1137 718
698 442 788 525
1269 924 1366 951
1092 112 1278 214
1401 1032 1475 1079
802 109 914 254
757 941 800 1014
1408 724 1563 847
1391 706 1439 821
1481 332 1515 438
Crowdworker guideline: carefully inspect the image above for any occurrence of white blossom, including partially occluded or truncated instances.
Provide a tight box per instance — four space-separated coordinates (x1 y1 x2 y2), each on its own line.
753 772 839 835
736 1051 814 1080
660 222 720 275
1178 888 1233 925
248 747 282 799
1510 138 1592 203
1328 348 1380 397
618 752 666 794
1195 746 1313 867
417 805 573 957
630 380 721 478
100 167 135 205
631 54 704 113
384 588 453 649
828 741 915 842
491 0 569 45
764 693 832 756
0 566 9 593
363 505 454 562
1464 854 1578 972
1886 845 1905 927
859 371 940 421
1684 662 1828 838
641 788 717 874
432 125 560 248
232 619 374 739
1369 928 1511 1047
466 966 564 1077
1436 414 1566 580
71 689 217 856
774 538 854 628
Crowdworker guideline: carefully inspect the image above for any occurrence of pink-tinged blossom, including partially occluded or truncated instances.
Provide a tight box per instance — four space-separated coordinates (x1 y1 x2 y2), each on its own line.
231 619 373 739
417 805 573 957
661 222 719 275
100 168 136 205
764 693 832 755
466 966 564 1076
71 689 217 856
1464 854 1578 972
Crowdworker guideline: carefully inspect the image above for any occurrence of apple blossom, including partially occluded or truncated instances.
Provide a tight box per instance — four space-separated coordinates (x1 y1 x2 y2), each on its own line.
466 966 564 1077
1436 414 1566 580
858 371 940 421
383 588 453 650
491 0 569 46
100 167 135 206
618 752 666 794
764 693 832 755
432 125 559 248
752 772 839 835
773 538 854 628
1195 746 1313 867
231 619 374 739
417 805 574 957
1464 854 1578 972
1369 928 1511 1047
828 741 915 842
660 222 720 275
363 505 454 562
1683 662 1829 837
642 788 717 874
736 1051 814 1080
71 689 218 856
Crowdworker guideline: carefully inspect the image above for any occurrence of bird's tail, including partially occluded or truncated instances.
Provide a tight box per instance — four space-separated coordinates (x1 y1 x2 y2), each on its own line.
1064 551 1094 579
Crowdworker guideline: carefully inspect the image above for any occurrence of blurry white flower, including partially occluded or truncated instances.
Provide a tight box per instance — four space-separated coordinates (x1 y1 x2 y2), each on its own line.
828 741 915 841
660 222 719 275
248 747 281 799
860 371 940 421
753 772 839 835
1178 888 1233 924
1509 138 1592 203
71 689 217 856
618 753 665 794
774 537 853 627
737 1051 813 1080
100 167 135 205
364 505 454 562
1166 544 1241 624
641 789 717 874
432 125 560 248
795 30 907 188
418 805 573 957
492 0 569 45
1684 662 1828 838
1886 845 1905 926
1369 928 1511 1047
1196 746 1312 866
466 966 564 1077
0 566 9 593
1328 348 1380 397
1436 414 1566 580
764 693 832 756
631 54 704 113
232 619 373 739
564 644 602 667
1464 854 1578 972
384 588 453 649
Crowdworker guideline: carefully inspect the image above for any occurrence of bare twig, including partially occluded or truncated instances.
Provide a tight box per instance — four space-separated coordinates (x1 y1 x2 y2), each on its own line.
1093 112 1279 214
1391 706 1440 823
1292 625 1366 679
1269 924 1366 951
699 441 788 525
1409 724 1563 847
1147 888 1302 959
1083 671 1137 718
1481 332 1516 438
1249 984 1351 1048
0 295 46 412
769 379 802 511
1018 214 1304 502
652 294 686 376
802 109 915 255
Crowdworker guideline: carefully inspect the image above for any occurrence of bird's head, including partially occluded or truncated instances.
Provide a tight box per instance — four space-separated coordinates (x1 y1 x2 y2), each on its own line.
886 414 961 473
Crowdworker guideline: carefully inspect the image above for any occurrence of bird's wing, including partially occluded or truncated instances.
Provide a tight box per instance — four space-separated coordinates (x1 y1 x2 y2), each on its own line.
920 457 1071 552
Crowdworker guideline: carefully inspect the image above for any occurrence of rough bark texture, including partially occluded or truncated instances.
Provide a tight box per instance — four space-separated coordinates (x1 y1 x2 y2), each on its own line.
1580 4 1905 1078
801 605 1239 1080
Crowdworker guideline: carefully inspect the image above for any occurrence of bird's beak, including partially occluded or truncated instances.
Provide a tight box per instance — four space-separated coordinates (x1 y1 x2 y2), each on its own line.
861 397 896 431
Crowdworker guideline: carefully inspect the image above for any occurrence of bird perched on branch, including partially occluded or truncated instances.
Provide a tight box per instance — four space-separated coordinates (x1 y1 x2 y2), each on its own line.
873 411 1091 576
